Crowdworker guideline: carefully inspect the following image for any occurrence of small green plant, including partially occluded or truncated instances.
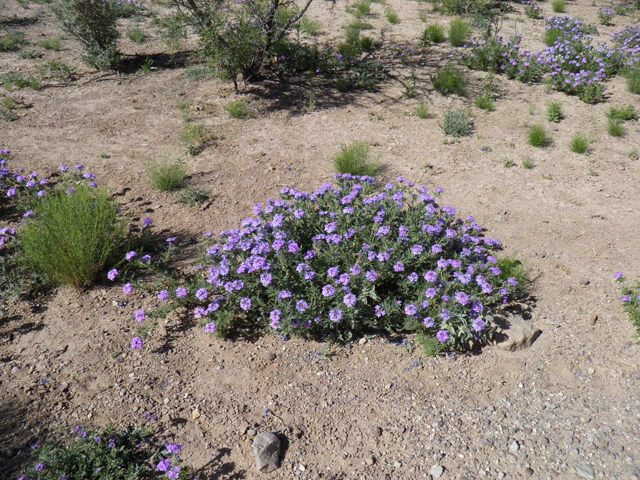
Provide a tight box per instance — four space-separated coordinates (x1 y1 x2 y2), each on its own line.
149 159 186 191
617 274 640 338
43 60 75 81
607 105 638 122
522 158 535 169
39 37 62 51
496 256 531 296
474 94 495 111
547 102 563 123
347 19 373 31
629 148 640 161
19 425 189 480
178 186 211 207
127 26 147 44
19 186 126 287
0 32 29 52
421 24 446 45
184 66 216 81
414 102 429 119
607 117 625 137
627 68 640 94
140 57 156 73
181 124 206 155
403 70 418 98
432 64 467 96
351 0 372 18
527 124 552 147
503 157 516 168
448 18 471 47
543 28 565 47
300 17 322 36
51 0 121 70
570 134 590 154
225 100 249 118
528 106 535 115
385 8 399 24
442 109 472 137
332 141 380 176
552 0 567 13
0 72 42 90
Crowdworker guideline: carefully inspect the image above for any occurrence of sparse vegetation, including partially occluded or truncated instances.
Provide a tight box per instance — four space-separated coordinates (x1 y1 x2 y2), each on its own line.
607 117 625 137
475 94 495 111
527 124 552 147
547 102 563 123
414 102 429 119
552 0 567 13
421 24 446 45
149 159 186 191
225 100 250 119
333 141 380 176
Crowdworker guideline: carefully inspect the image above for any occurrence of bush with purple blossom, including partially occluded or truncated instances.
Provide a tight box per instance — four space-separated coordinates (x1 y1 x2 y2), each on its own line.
137 175 528 352
18 425 190 480
616 273 640 338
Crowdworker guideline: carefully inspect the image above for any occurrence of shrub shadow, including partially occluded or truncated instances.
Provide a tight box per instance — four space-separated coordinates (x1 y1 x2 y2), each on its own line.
191 447 246 480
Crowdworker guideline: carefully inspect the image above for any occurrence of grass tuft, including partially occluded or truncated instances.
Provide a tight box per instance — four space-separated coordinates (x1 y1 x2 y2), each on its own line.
422 24 446 45
448 18 471 47
333 141 380 176
432 65 467 96
547 102 563 123
570 134 590 154
607 117 625 137
225 100 249 119
475 94 495 111
527 124 552 147
414 102 429 119
149 159 186 191
552 0 567 13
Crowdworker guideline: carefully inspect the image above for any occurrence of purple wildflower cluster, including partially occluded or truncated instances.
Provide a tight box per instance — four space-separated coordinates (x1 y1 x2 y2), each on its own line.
523 0 541 19
460 16 638 102
615 272 640 338
597 8 615 25
136 175 522 350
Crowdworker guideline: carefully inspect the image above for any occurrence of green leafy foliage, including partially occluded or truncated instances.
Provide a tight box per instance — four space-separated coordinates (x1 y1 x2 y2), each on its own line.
547 102 563 123
149 160 186 191
421 24 446 45
570 134 590 154
442 109 472 137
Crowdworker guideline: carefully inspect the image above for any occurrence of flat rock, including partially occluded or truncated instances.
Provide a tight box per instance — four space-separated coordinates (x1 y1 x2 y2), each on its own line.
430 465 444 479
576 464 595 479
253 432 281 473
494 315 542 352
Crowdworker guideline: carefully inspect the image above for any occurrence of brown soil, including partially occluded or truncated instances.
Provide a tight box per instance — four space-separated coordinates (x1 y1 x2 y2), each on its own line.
1 0 639 479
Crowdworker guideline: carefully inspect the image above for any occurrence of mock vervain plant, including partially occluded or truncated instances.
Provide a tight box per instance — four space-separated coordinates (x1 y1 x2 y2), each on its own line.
127 175 526 352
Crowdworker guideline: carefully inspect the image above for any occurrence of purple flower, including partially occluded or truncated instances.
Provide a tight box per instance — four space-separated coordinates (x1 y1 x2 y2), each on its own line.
131 337 143 350
329 309 343 322
35 464 44 472
125 251 138 261
123 283 133 294
240 297 252 310
166 443 182 455
432 244 443 254
37 190 46 197
166 237 176 243
423 317 434 328
614 272 624 279
144 218 153 227
204 322 217 333
278 290 292 299
327 266 339 278
196 288 209 301
175 287 187 298
74 426 83 433
157 459 172 472
135 310 146 322
158 290 169 301
141 254 151 264
436 330 450 343
343 293 356 307
59 165 69 172
393 262 405 272
287 241 300 253
622 295 633 302
324 222 337 233
407 272 418 283
74 164 84 170
424 271 437 282
472 318 486 332
404 304 418 316
66 187 75 195
365 270 378 282
6 188 17 198
107 269 119 281
166 467 182 480
322 285 336 297
455 292 470 305
296 300 309 312
411 245 424 255
425 288 437 298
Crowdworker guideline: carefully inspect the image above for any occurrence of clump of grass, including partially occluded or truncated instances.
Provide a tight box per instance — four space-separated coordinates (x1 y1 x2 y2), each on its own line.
448 18 471 47
43 60 75 81
351 0 372 18
333 141 380 176
607 105 637 122
0 72 42 90
607 118 625 137
496 256 531 296
300 17 322 36
184 66 216 81
475 94 495 111
522 158 535 169
39 37 61 51
178 186 211 207
432 65 467 96
627 69 640 94
225 100 249 119
181 124 206 155
503 157 516 168
0 32 29 52
414 102 429 119
19 186 126 287
527 124 552 147
385 8 399 24
126 27 147 44
421 24 446 47
547 102 563 123
442 109 472 137
544 28 565 47
570 134 589 154
347 19 373 31
149 159 186 191
552 0 567 13
629 148 639 161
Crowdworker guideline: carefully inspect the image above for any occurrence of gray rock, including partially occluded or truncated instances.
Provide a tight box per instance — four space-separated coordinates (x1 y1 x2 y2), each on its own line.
494 315 542 351
430 465 444 479
252 432 281 473
509 440 520 453
576 464 595 479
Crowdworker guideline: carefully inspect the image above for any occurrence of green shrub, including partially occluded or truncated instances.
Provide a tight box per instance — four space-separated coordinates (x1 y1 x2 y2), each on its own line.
181 124 207 155
333 141 380 176
178 186 211 207
527 124 552 147
432 65 467 96
552 0 567 13
496 256 530 297
627 68 640 94
421 24 446 45
19 186 126 287
547 102 563 123
607 105 637 122
351 0 372 18
126 26 147 43
607 117 625 137
225 100 249 118
570 134 589 154
0 32 29 52
300 17 322 36
475 94 495 111
385 8 399 24
149 160 186 191
448 18 471 47
442 109 472 137
51 0 121 70
543 28 564 47
414 102 429 119
39 37 62 51
19 425 189 480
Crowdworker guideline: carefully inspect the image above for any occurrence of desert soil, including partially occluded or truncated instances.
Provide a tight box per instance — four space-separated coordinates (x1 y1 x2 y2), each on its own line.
1 0 639 479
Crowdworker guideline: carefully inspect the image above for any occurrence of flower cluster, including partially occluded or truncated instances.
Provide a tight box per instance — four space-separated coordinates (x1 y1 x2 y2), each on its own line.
523 0 541 19
597 7 614 26
615 272 640 339
135 175 524 351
